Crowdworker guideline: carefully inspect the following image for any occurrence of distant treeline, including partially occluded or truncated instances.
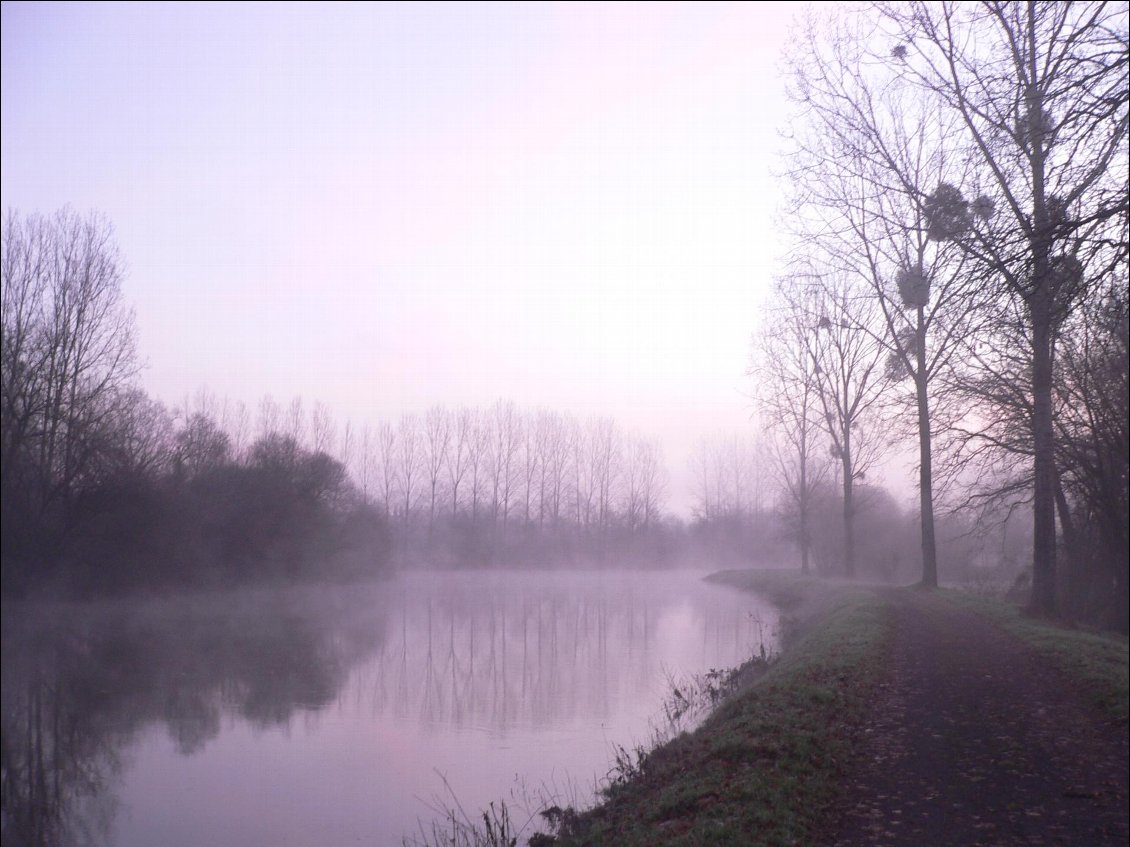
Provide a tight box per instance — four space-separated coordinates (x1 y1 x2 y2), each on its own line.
0 208 767 595
0 205 745 594
144 395 742 572
326 401 676 568
0 205 1066 603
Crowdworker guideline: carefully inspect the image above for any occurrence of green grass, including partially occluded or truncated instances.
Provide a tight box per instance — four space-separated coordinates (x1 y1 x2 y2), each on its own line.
552 576 893 847
534 574 1128 846
940 589 1129 725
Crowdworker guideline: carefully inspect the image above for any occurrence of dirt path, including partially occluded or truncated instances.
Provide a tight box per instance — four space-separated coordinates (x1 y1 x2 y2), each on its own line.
829 590 1128 847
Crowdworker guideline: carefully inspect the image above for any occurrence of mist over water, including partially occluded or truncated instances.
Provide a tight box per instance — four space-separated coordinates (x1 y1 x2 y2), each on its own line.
2 569 778 847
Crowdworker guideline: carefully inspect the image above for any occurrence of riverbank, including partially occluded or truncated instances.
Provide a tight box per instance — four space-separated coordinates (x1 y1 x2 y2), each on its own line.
547 570 1129 846
549 570 895 846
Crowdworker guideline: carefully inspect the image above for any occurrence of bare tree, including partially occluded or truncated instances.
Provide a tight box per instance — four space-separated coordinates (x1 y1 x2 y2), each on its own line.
588 417 621 538
1053 275 1128 627
174 411 232 478
283 396 305 444
219 397 250 460
569 419 591 528
257 395 281 439
355 423 376 502
104 388 174 480
808 275 888 578
1 208 138 554
466 409 489 523
638 438 668 529
488 400 522 529
396 413 421 524
445 406 475 517
376 420 398 519
783 16 994 586
689 437 715 521
533 410 553 527
422 405 451 529
873 0 1129 613
691 432 769 521
310 400 335 455
755 280 832 574
520 409 543 525
537 410 572 527
622 435 666 532
337 419 355 482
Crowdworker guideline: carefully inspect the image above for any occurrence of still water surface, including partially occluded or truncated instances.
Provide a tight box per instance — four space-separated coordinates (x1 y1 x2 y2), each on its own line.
2 570 777 846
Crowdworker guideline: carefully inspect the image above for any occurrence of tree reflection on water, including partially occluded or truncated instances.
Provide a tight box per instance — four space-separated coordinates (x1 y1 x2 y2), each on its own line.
0 574 774 847
0 587 388 846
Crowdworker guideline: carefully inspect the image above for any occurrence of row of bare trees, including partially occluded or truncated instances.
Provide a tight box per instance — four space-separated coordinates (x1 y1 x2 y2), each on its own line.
345 403 669 541
170 390 671 544
689 433 770 522
757 2 1127 627
687 433 798 568
165 399 676 567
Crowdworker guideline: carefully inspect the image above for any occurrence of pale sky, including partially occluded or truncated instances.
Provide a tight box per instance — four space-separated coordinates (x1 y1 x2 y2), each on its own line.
2 1 810 511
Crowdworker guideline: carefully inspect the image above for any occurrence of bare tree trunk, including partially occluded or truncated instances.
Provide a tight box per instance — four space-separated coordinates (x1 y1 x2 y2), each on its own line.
916 307 938 588
841 431 855 579
1030 306 1058 616
1053 472 1080 620
799 457 811 575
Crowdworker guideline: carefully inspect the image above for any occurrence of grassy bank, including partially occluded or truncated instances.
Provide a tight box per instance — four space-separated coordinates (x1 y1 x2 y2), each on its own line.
940 589 1129 725
550 571 894 847
434 573 1129 846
